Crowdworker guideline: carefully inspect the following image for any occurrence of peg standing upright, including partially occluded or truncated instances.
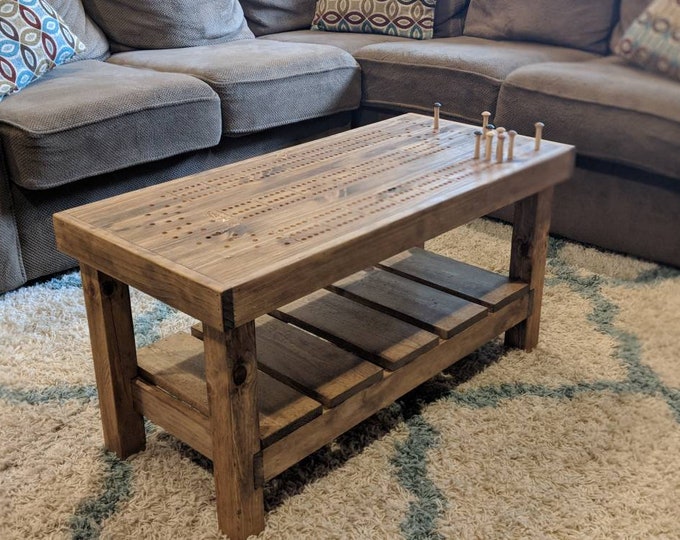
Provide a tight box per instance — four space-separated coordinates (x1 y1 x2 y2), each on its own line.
534 122 545 151
433 102 442 132
507 130 517 160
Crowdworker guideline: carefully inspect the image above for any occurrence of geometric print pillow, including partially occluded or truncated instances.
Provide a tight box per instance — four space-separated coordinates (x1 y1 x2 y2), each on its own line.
311 0 437 40
0 0 86 101
616 0 680 81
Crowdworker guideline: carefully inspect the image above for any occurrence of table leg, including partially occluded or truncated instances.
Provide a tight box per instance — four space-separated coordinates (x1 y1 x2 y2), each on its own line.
80 264 145 458
203 321 264 539
505 187 554 352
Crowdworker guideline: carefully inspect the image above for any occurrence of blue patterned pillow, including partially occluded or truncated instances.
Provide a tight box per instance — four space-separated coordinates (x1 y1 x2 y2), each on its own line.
616 0 680 81
0 0 86 101
311 0 437 40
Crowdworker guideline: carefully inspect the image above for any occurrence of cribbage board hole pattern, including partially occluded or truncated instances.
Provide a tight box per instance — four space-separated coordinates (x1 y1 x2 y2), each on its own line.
75 117 559 270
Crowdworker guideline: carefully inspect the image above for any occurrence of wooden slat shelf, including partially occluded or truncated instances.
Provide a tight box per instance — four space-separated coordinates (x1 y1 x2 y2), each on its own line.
329 267 488 339
136 332 322 447
381 248 528 311
135 250 529 467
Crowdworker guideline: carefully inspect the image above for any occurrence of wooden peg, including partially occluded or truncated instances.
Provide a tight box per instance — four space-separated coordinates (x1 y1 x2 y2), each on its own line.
534 122 544 151
496 132 506 163
433 102 441 132
507 130 517 160
473 130 482 159
481 111 491 135
485 130 494 161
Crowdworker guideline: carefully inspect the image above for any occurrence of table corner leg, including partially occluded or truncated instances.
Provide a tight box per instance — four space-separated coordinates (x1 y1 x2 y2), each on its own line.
204 321 265 539
80 264 146 458
504 187 554 352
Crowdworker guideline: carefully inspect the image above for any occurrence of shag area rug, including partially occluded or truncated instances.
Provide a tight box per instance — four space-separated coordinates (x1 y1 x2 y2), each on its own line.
2 219 680 539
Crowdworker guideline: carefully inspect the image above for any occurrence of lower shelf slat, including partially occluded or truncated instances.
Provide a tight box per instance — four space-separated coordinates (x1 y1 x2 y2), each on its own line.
380 248 529 311
136 333 322 448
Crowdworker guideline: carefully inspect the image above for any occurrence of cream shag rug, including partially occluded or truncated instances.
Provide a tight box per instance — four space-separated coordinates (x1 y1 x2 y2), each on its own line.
1 219 680 539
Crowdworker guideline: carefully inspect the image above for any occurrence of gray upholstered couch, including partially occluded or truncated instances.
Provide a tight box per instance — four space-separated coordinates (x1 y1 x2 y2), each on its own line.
1 0 678 294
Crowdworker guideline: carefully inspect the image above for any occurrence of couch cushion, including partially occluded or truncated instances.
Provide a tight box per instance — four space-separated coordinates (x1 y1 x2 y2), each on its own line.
81 0 253 52
0 0 86 101
354 37 596 123
50 0 109 61
434 0 468 38
240 0 317 36
109 40 361 135
311 0 437 40
494 56 680 178
464 0 618 54
260 29 411 54
0 60 222 190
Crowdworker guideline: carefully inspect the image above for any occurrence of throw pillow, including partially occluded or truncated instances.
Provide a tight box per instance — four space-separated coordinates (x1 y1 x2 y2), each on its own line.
81 0 254 52
616 0 680 81
311 0 437 40
463 0 618 54
0 0 86 101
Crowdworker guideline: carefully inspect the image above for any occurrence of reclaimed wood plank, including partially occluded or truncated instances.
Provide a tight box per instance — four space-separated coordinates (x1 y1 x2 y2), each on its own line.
380 248 528 311
192 318 384 409
329 267 488 338
136 332 322 447
273 289 439 371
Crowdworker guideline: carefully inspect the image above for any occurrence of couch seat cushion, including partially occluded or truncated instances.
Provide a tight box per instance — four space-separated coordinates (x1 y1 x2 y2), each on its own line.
0 60 221 190
109 39 361 135
494 56 680 178
259 29 410 54
354 37 596 123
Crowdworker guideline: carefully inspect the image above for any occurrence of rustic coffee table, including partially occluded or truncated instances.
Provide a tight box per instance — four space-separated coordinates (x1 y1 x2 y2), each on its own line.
54 113 574 539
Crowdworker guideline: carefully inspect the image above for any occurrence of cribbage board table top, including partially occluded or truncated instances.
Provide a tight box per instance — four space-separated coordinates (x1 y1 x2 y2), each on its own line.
54 113 574 539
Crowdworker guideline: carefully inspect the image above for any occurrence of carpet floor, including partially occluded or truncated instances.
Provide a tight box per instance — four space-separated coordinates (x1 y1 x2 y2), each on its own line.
1 219 679 539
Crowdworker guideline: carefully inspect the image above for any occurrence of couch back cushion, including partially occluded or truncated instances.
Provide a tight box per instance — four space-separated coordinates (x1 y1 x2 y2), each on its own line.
240 0 317 36
463 0 618 54
609 0 651 51
434 0 468 37
81 0 254 51
50 0 109 60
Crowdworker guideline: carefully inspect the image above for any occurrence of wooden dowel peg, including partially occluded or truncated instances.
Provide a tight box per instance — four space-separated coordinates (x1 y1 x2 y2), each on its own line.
507 130 517 160
433 102 441 132
473 130 482 159
496 132 506 163
485 130 494 161
534 122 544 151
481 111 491 134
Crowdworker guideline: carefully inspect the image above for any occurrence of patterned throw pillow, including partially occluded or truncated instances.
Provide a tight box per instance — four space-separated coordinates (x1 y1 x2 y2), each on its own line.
311 0 437 40
0 0 85 101
616 0 680 80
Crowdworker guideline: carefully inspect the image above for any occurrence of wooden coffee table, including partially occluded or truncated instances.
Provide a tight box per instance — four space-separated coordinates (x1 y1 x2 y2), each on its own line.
54 113 574 539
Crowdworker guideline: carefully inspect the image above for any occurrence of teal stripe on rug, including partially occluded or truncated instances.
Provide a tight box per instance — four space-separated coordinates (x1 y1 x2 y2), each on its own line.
392 415 447 540
445 237 680 423
70 451 133 540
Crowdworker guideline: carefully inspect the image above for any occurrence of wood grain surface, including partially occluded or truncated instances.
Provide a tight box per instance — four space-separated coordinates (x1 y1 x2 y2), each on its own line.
54 113 574 329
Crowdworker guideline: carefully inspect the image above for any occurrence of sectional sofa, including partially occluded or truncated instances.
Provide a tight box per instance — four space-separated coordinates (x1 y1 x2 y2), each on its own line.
1 0 678 294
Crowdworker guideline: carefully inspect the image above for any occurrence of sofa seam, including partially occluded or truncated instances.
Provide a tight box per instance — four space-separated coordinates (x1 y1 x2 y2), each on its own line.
354 57 505 83
172 65 359 89
224 104 359 135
